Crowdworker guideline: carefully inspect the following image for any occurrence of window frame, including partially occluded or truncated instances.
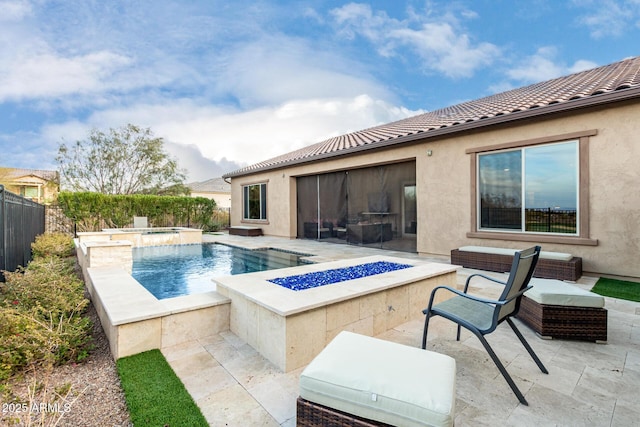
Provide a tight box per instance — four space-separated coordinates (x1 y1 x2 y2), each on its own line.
466 130 598 246
242 182 268 222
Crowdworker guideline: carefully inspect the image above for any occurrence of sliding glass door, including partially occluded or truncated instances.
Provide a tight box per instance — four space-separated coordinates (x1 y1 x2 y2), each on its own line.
296 161 416 252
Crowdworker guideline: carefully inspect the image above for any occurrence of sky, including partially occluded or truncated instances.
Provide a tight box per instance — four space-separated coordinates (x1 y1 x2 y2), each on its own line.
1 0 639 183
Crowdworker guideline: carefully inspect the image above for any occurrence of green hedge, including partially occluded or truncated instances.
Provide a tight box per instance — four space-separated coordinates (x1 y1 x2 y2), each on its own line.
57 191 220 231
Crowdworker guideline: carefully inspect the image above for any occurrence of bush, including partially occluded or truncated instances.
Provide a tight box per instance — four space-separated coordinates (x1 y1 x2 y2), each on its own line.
0 234 91 380
31 232 75 258
57 191 218 230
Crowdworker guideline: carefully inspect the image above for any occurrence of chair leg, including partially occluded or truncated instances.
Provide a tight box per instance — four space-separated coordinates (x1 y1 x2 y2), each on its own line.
506 317 549 374
421 312 432 349
474 331 529 405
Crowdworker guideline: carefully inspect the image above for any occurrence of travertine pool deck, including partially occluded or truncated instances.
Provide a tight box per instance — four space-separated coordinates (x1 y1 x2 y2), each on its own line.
161 233 640 426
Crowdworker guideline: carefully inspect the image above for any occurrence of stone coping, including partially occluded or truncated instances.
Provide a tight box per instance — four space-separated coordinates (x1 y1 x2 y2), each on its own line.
214 255 459 317
87 267 229 326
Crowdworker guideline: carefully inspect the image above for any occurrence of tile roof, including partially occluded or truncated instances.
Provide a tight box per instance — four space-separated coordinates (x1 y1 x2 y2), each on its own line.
0 167 59 182
224 56 640 178
188 177 231 193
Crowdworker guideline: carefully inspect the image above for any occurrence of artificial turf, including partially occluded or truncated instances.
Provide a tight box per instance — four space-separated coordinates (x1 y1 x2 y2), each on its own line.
591 277 640 302
116 349 208 426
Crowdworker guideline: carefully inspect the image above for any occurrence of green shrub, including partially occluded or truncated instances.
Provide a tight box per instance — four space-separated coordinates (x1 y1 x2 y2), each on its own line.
57 191 218 230
0 235 91 380
31 232 75 258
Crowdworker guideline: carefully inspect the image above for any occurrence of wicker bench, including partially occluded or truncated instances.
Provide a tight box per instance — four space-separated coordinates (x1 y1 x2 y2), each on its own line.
228 226 263 236
517 278 607 342
451 246 582 281
298 331 456 427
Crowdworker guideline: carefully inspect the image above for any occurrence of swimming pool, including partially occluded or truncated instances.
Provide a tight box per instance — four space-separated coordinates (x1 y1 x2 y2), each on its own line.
132 243 308 299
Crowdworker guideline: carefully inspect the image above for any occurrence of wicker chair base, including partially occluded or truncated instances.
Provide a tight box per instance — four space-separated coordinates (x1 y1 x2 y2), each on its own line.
296 398 393 427
517 296 607 342
450 249 582 281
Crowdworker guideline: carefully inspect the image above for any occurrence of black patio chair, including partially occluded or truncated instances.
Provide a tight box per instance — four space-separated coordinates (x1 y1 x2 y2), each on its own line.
422 245 548 405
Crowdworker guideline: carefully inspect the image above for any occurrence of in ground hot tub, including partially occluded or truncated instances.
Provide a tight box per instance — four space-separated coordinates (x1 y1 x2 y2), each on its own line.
77 227 202 247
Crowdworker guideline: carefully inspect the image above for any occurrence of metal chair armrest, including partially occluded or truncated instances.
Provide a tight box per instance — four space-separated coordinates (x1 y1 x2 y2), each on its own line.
463 273 507 292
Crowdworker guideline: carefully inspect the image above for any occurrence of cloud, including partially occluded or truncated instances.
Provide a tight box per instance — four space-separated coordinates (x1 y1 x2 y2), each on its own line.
0 51 133 102
163 142 242 182
329 3 500 78
210 35 392 108
116 95 416 159
389 23 500 78
573 0 640 38
0 0 32 21
506 47 598 83
37 94 422 179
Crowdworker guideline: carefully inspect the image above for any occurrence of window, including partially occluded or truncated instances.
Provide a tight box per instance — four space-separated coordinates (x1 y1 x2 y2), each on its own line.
478 140 578 235
21 186 40 200
243 183 267 220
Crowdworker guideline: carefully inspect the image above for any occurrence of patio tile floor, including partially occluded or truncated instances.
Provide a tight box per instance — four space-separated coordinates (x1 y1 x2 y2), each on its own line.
160 234 640 426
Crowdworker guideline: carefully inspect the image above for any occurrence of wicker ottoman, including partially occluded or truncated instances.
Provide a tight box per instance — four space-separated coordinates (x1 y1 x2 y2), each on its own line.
518 279 607 342
298 331 456 427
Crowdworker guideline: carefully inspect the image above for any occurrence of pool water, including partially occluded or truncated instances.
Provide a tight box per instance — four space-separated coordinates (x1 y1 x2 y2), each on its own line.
132 243 307 299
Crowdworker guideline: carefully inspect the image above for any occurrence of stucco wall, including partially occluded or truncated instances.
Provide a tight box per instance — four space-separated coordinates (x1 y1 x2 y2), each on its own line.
190 190 231 208
229 101 640 278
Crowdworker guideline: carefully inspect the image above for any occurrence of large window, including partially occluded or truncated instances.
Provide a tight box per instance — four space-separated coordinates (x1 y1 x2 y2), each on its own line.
478 140 578 234
243 183 267 220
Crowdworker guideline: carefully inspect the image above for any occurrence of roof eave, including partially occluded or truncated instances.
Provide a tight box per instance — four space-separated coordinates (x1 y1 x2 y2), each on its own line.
223 86 640 179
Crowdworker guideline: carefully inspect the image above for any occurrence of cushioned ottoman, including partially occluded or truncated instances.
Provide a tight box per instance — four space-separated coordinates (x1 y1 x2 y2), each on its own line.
518 279 607 342
298 331 456 427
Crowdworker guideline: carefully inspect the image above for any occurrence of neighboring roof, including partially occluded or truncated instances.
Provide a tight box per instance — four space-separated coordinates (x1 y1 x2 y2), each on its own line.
224 56 640 178
188 177 231 193
0 167 59 183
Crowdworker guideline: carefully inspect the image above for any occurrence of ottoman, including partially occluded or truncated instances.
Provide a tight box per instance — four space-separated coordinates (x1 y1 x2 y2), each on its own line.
518 278 608 342
297 331 456 427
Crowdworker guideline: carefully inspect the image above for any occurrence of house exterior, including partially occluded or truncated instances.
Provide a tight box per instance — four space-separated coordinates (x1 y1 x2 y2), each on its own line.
187 177 231 208
222 56 640 279
0 167 59 204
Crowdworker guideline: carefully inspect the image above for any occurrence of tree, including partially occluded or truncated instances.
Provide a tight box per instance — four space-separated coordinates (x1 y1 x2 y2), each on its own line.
57 124 188 195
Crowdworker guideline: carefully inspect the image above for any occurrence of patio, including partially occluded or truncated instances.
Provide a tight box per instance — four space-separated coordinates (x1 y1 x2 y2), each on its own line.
161 233 640 426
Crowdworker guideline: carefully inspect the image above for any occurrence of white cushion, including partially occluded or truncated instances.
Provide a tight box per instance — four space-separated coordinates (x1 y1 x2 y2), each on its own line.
526 278 604 308
299 331 456 427
458 246 573 261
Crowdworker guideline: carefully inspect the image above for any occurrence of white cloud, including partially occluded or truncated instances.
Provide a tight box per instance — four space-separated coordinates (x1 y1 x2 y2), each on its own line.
37 94 422 179
330 3 500 78
0 1 206 105
569 60 600 73
574 0 640 38
90 95 419 163
389 23 499 78
0 51 133 102
506 47 598 83
211 36 392 107
0 1 424 178
0 0 31 21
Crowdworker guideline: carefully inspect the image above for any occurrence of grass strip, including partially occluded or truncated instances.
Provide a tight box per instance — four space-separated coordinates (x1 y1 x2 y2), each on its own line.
591 277 640 302
116 349 208 426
